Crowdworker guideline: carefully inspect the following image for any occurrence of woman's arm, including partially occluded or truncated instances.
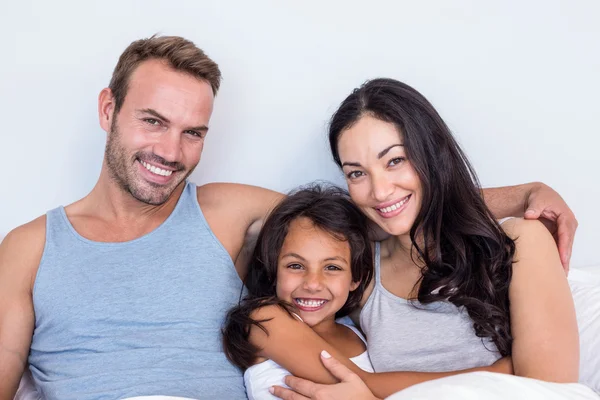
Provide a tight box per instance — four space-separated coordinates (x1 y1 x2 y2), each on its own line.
502 218 579 382
250 305 511 399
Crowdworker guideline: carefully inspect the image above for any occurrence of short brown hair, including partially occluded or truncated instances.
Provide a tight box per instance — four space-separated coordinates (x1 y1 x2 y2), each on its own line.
108 35 222 113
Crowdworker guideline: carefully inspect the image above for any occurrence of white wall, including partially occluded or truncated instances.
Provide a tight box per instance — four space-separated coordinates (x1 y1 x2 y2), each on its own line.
1 0 598 267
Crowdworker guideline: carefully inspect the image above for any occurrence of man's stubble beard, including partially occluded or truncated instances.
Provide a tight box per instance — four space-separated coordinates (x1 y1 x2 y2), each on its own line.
104 117 196 205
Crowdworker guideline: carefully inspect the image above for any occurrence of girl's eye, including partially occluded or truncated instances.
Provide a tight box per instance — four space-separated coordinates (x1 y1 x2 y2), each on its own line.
346 170 364 179
325 265 342 271
388 157 405 167
287 263 304 270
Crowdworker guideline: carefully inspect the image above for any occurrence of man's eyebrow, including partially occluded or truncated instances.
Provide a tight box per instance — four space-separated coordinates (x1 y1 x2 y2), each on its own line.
138 108 170 123
138 108 208 132
341 143 404 168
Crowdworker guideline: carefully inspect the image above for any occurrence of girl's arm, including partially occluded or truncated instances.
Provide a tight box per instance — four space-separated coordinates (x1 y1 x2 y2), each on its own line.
502 218 579 382
249 306 511 399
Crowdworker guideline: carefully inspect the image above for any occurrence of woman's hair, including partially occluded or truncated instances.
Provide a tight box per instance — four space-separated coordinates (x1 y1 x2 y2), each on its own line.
329 78 516 356
222 183 373 370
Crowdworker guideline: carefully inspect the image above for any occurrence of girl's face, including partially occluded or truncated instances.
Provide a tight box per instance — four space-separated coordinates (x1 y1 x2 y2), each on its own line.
337 115 422 237
276 217 359 328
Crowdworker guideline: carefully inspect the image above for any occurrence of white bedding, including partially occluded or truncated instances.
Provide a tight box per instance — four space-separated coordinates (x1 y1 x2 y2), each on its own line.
386 371 599 400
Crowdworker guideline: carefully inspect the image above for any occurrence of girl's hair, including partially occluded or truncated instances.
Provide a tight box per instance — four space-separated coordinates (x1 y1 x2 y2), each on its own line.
329 78 516 356
222 183 373 370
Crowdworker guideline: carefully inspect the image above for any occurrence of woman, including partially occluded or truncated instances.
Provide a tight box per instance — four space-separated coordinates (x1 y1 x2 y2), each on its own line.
266 78 583 399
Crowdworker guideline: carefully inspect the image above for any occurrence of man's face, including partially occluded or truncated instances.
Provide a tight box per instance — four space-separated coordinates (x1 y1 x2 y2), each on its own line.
104 59 214 205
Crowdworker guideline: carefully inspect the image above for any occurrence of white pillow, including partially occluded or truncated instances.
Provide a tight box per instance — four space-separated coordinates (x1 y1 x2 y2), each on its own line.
569 268 600 393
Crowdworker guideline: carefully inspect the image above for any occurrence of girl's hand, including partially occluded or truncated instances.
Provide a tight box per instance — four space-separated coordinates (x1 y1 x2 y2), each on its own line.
271 351 380 400
490 356 514 375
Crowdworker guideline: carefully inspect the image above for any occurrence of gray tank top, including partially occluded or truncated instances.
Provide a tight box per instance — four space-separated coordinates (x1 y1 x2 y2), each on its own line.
29 182 247 399
360 242 501 373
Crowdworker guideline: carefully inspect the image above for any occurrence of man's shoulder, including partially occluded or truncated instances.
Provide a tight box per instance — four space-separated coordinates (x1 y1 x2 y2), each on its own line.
196 182 283 217
1 215 46 251
0 215 46 286
196 182 282 202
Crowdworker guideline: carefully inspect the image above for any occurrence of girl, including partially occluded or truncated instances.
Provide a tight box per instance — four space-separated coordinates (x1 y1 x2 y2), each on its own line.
222 184 375 400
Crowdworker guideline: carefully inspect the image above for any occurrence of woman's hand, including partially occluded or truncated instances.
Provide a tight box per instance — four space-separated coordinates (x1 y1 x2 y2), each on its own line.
271 351 380 400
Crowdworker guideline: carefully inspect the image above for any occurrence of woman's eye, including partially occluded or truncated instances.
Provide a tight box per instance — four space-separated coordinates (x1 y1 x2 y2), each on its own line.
325 265 342 271
287 263 303 270
347 170 364 179
388 157 405 167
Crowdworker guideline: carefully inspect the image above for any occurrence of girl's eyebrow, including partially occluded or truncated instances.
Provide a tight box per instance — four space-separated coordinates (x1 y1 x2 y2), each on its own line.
280 252 306 261
281 253 348 265
323 256 349 265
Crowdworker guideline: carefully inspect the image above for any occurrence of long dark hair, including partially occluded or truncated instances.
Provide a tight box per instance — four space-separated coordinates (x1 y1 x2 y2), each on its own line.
222 184 374 370
329 78 516 356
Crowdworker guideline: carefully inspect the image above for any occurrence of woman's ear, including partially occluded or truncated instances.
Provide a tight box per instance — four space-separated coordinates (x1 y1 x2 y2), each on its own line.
349 280 360 291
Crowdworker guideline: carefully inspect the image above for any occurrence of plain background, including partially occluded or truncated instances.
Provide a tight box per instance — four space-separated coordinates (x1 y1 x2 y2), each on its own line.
1 1 598 267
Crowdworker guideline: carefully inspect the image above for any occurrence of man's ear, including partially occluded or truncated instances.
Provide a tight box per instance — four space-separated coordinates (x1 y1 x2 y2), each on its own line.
98 88 116 133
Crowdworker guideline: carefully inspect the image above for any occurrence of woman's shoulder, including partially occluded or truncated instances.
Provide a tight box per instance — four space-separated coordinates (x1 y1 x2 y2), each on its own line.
499 217 552 241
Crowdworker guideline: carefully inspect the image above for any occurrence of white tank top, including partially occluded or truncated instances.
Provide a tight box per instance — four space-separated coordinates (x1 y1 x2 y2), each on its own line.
244 317 374 400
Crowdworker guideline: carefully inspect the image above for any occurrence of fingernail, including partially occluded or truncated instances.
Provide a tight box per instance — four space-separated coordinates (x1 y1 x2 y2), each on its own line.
524 209 535 216
269 387 275 394
321 350 331 359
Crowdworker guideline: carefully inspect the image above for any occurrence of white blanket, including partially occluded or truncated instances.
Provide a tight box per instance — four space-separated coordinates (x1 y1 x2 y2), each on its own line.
386 371 599 399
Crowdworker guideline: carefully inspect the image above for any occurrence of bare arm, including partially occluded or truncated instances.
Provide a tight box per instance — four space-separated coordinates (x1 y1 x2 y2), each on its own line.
502 218 579 382
482 183 535 219
197 183 284 278
483 182 577 272
0 219 44 398
250 305 510 399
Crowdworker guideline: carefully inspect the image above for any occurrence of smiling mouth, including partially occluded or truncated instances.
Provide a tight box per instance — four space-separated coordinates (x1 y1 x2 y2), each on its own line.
376 194 411 214
139 159 174 177
294 298 329 311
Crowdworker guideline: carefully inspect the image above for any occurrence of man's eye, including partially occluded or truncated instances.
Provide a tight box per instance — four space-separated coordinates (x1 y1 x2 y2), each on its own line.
144 118 160 126
185 130 204 138
388 157 405 167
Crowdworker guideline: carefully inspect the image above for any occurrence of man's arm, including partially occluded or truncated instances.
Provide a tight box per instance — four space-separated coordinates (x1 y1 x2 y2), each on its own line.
0 218 44 399
482 182 578 272
197 183 284 279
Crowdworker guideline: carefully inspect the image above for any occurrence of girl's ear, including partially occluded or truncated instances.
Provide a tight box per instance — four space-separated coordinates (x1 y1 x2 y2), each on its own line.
349 280 360 291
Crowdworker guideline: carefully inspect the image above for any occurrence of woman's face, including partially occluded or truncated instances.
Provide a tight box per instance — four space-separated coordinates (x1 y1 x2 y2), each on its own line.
338 115 422 237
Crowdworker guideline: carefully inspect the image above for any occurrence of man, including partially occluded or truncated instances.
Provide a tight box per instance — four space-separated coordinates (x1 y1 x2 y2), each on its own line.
0 35 578 399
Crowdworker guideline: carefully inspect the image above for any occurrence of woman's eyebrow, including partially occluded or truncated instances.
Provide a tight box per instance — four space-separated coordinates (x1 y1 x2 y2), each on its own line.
377 144 403 159
341 143 404 168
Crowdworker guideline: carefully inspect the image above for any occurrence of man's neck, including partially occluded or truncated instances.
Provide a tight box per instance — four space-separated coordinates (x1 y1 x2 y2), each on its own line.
86 168 184 222
63 169 186 242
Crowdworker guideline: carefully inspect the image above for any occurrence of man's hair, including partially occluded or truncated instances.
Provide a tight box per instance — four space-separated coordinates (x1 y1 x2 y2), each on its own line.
108 35 222 114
